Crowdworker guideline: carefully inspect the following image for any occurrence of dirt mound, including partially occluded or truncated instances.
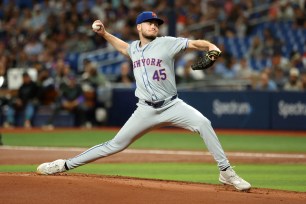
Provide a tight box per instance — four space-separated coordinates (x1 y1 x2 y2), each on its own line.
0 173 305 204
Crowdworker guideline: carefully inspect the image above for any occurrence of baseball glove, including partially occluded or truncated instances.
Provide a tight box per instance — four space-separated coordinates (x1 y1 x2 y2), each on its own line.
191 50 221 70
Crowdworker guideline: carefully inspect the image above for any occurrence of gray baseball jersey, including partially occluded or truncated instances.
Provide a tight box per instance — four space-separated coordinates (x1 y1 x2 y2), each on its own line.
65 36 230 171
128 36 187 102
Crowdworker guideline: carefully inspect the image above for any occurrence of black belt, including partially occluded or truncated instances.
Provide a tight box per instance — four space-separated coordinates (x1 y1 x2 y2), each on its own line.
145 95 177 108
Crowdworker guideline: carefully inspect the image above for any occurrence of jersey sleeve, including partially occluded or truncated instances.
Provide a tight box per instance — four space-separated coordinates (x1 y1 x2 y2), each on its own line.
161 36 189 58
127 40 140 58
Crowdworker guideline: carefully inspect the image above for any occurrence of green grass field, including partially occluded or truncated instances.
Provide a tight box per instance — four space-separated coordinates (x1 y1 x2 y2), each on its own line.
1 129 306 192
2 130 306 152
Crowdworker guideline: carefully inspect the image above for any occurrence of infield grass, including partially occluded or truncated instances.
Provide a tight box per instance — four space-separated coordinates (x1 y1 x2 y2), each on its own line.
0 163 305 192
1 130 306 153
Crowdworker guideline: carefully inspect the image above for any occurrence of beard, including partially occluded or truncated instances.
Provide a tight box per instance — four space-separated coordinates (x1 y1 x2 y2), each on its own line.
142 32 157 41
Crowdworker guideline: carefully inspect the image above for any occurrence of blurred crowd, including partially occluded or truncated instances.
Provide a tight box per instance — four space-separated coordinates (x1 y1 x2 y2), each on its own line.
0 0 305 128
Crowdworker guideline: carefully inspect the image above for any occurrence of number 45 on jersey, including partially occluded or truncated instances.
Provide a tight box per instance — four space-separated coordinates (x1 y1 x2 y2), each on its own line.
153 68 167 81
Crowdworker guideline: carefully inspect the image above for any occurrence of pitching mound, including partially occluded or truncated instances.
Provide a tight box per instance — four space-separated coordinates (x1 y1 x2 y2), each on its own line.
1 172 305 204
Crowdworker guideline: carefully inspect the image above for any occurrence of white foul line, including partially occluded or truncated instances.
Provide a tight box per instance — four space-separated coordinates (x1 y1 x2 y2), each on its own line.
1 146 305 159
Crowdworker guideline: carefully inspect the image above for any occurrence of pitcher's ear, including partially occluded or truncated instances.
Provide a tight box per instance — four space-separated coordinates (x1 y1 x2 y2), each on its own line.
137 24 141 31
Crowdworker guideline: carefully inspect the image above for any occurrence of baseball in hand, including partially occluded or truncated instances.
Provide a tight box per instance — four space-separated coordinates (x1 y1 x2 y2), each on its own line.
92 22 102 31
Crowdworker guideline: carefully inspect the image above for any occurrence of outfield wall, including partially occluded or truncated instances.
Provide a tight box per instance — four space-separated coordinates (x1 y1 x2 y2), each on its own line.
108 89 306 130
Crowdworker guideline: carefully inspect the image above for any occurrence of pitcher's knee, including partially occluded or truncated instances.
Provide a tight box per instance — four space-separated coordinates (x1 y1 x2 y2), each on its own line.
108 139 130 152
198 116 212 127
191 117 212 133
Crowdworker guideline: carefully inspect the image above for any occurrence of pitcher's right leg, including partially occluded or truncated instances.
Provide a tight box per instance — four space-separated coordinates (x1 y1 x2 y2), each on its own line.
65 104 158 169
37 104 159 174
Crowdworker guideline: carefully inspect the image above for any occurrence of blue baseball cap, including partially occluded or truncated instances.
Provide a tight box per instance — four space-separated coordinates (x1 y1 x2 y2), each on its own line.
136 11 164 25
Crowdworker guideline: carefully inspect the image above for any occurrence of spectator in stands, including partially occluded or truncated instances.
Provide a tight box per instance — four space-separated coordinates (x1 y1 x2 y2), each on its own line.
82 61 101 81
279 1 295 20
271 52 290 71
81 61 109 91
233 58 254 80
272 67 287 90
235 15 248 38
15 51 32 68
283 68 303 91
23 35 44 57
255 71 278 91
53 58 72 90
290 52 304 71
74 28 95 53
44 74 87 129
247 36 264 59
115 62 135 86
268 1 281 20
81 61 110 126
37 49 56 72
3 72 39 128
29 4 48 31
262 28 277 57
36 68 57 106
63 31 80 53
214 57 237 79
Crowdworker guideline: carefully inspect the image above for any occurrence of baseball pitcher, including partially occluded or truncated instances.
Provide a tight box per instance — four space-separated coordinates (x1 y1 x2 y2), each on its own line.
37 11 251 191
